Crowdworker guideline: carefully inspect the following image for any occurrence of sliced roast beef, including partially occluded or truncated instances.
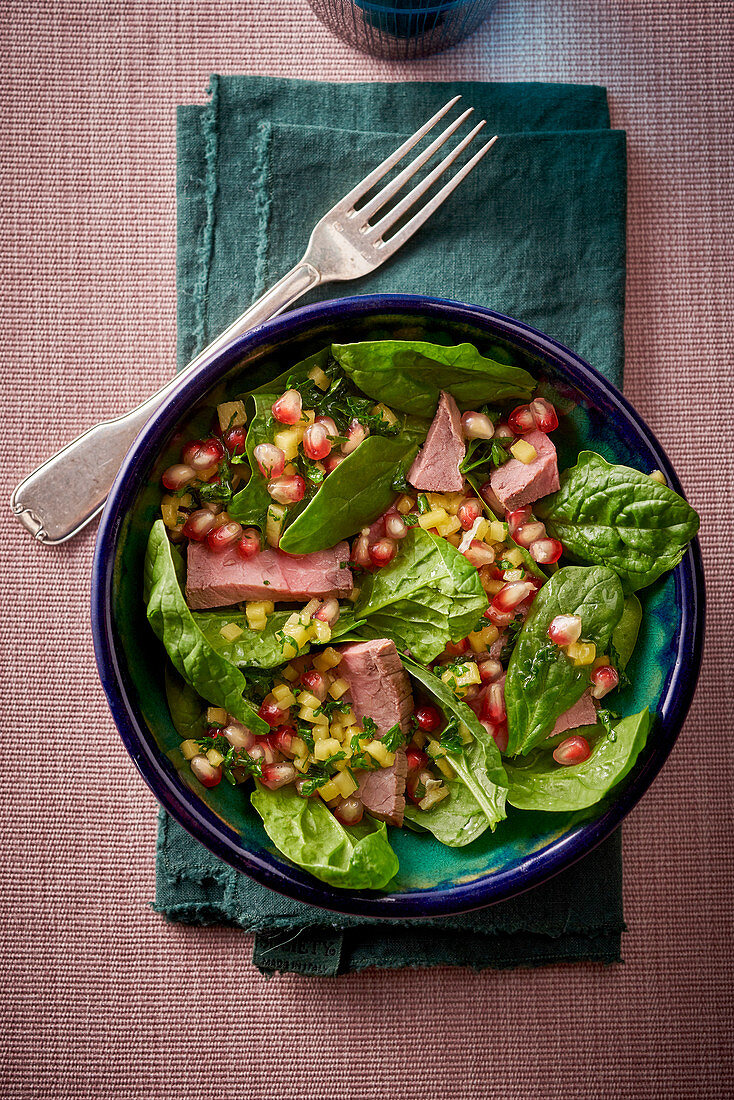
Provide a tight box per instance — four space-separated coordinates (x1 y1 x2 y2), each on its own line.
337 639 414 737
185 540 353 609
489 430 560 510
356 750 408 827
548 692 597 738
408 390 465 492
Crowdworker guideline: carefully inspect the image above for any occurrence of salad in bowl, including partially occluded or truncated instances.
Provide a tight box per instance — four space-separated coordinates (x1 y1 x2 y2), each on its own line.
142 333 700 891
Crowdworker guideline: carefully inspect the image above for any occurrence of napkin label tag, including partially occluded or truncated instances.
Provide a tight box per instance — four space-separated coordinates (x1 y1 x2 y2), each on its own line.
252 928 344 977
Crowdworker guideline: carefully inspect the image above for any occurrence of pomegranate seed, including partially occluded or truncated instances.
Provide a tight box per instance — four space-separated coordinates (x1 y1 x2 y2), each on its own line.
333 797 364 826
494 423 515 441
492 582 532 613
530 397 559 433
462 540 496 568
530 537 563 564
485 604 514 627
223 723 255 751
482 682 507 723
507 506 533 537
248 740 277 766
271 389 303 425
223 425 247 457
443 638 469 657
405 745 430 772
181 509 217 541
303 423 332 461
406 769 433 805
295 777 317 798
341 419 369 455
258 700 287 728
161 463 196 491
481 718 508 753
236 527 261 559
190 755 222 788
350 533 372 568
270 726 297 758
183 437 225 471
300 668 328 702
260 762 297 790
478 657 503 683
313 598 340 626
458 498 483 529
514 521 547 548
324 454 345 474
553 735 592 766
267 475 306 505
507 405 536 434
315 415 339 438
385 514 408 540
461 411 495 440
590 665 619 699
206 521 242 552
548 614 583 646
253 443 285 479
369 538 397 567
414 704 442 732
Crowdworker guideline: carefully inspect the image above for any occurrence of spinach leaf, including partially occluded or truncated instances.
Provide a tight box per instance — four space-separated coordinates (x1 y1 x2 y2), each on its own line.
250 782 398 889
403 657 508 844
278 428 426 555
504 708 652 810
144 520 268 734
464 471 547 582
505 566 625 755
227 392 276 527
353 528 489 663
192 608 363 668
611 594 642 670
535 451 700 591
331 340 536 417
164 665 207 741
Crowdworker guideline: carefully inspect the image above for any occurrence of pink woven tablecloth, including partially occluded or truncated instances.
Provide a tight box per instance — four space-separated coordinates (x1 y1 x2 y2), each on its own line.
2 2 732 1097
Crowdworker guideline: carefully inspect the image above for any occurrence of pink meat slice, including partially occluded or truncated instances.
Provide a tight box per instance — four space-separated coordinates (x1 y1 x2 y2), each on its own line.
489 430 560 510
548 692 598 738
185 540 353 609
356 750 408 827
337 639 414 738
408 390 465 492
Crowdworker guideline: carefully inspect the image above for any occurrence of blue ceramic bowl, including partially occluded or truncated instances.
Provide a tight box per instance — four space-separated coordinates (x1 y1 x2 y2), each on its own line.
91 295 704 918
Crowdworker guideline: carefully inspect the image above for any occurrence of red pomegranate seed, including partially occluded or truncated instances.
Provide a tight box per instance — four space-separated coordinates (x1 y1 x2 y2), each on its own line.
553 735 592 766
236 527 261 559
183 437 225 471
341 419 369 455
161 463 196 491
190 755 222 787
406 769 433 805
530 397 559 433
482 682 507 723
260 762 297 790
461 411 495 440
315 415 339 438
333 797 364 826
548 614 583 646
270 727 296 757
478 657 503 683
205 521 243 552
271 389 303 425
385 514 408 540
300 668 328 702
514 521 547 548
223 723 254 751
181 509 217 541
323 454 345 474
494 423 515 441
530 537 563 564
248 741 277 766
462 540 495 568
369 538 397 567
481 719 508 754
492 582 532 613
485 604 514 627
458 498 483 529
507 405 536 434
268 475 306 505
313 598 340 625
350 533 372 568
507 506 533 537
303 423 332 461
295 777 316 798
223 425 247 457
414 704 442 732
405 745 430 772
590 665 619 699
443 638 469 657
258 701 287 728
253 443 285 479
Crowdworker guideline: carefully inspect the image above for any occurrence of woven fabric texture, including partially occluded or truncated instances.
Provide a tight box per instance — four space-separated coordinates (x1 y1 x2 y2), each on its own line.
2 1 732 1098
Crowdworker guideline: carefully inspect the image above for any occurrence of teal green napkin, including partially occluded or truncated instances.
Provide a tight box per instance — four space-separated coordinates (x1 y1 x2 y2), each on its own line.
157 75 627 975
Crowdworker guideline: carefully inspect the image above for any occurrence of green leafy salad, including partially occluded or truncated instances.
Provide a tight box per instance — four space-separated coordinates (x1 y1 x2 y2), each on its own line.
143 339 700 889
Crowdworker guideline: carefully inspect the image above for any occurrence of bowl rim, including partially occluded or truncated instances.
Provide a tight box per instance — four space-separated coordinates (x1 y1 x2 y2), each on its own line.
91 293 705 919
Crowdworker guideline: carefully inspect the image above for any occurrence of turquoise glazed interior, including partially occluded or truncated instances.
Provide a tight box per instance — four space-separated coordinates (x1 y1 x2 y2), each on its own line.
92 296 704 917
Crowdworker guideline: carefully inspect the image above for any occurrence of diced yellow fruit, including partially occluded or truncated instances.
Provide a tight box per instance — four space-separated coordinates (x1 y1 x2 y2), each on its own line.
649 469 667 485
329 725 345 743
299 691 323 711
329 677 349 700
297 410 316 433
180 739 200 761
206 707 228 726
271 683 296 708
266 503 286 547
280 639 299 660
307 364 331 391
294 756 309 774
489 520 508 542
484 578 505 596
160 495 184 529
333 769 358 798
435 756 456 779
503 569 524 583
481 624 500 647
302 598 321 619
348 587 361 602
310 619 332 644
219 622 243 642
217 400 247 432
447 663 481 688
311 725 330 741
566 641 597 666
312 647 342 672
418 508 448 530
412 729 427 749
317 780 341 803
273 427 301 461
247 616 267 634
283 462 297 476
206 748 224 767
426 491 464 516
299 705 329 726
289 624 311 650
504 547 525 567
436 516 462 537
365 740 396 768
314 737 343 761
371 402 399 427
510 439 538 464
468 631 488 653
339 709 356 727
345 724 363 743
475 518 489 541
446 533 462 547
396 494 416 515
419 785 450 811
426 738 445 760
281 664 299 682
593 654 611 671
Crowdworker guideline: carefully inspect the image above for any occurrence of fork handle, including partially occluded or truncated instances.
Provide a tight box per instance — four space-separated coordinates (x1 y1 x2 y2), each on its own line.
10 261 322 544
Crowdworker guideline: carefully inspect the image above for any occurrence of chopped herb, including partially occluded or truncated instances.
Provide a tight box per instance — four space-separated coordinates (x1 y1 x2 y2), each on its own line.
417 494 430 515
390 471 411 493
349 733 379 771
440 718 465 755
381 722 406 752
296 723 315 752
361 716 378 738
320 750 347 769
195 735 263 786
403 513 420 527
314 698 351 718
262 580 270 586
299 774 331 796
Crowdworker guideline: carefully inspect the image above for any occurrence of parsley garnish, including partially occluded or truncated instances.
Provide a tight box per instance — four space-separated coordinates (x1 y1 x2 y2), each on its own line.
299 774 331 796
417 493 430 514
313 698 351 718
403 513 420 527
390 471 411 493
381 722 406 752
440 718 465 755
195 735 263 786
296 723 315 752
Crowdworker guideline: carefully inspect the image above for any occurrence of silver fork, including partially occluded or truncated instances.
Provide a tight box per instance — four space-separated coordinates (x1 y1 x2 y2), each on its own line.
11 97 497 545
